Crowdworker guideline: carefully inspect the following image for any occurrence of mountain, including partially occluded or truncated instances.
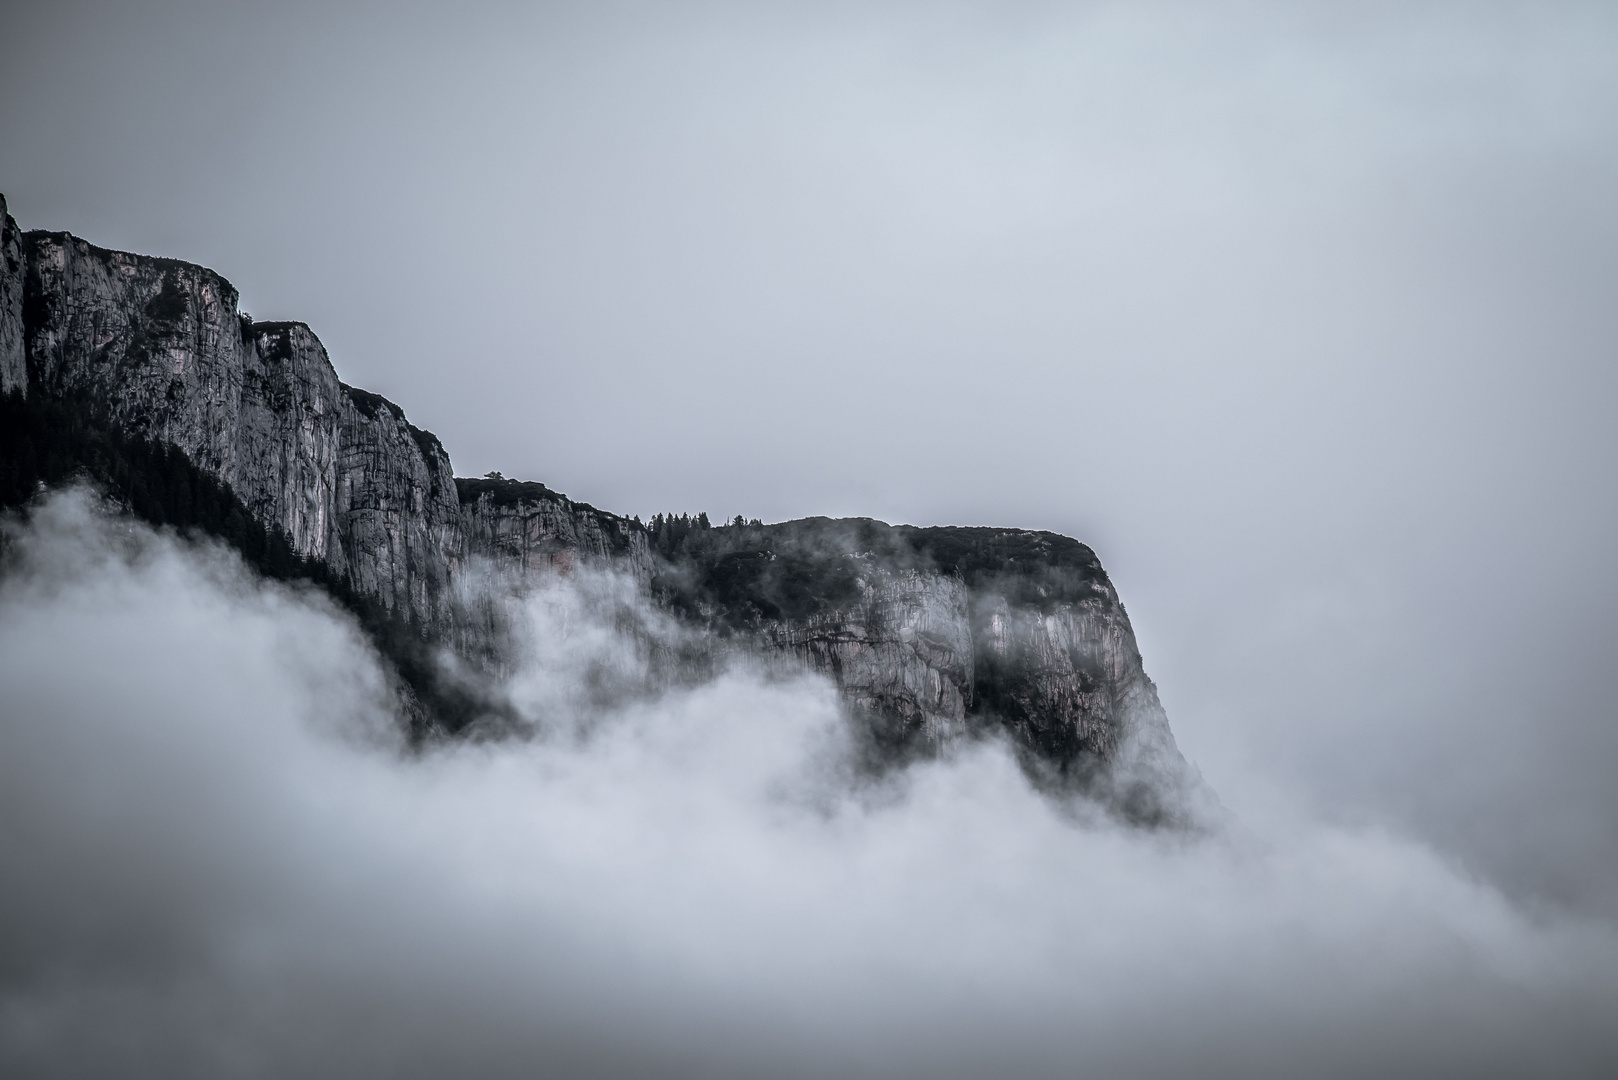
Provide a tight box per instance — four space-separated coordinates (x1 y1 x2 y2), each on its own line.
0 194 1201 821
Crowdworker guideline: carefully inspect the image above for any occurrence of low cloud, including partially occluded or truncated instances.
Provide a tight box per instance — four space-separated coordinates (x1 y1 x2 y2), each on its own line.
2 489 1615 1079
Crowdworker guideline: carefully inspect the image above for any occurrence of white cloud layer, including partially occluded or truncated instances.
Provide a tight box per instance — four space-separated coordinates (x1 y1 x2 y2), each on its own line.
6 0 1618 925
2 490 1614 1078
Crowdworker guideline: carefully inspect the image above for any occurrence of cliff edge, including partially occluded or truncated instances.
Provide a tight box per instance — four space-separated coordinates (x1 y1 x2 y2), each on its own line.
0 195 1202 819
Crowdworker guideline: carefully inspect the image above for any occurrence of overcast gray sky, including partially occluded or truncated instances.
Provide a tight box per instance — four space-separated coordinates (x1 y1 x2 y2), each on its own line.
4 0 1618 923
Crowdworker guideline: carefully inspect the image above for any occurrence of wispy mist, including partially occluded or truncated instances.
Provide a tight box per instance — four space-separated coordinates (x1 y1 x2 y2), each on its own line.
3 491 1614 1078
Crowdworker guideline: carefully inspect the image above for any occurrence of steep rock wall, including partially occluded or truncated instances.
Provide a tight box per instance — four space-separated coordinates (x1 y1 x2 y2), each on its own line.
0 200 1194 797
974 589 1158 763
457 476 653 586
652 518 1184 773
334 381 463 626
0 197 23 395
730 565 975 746
449 477 656 671
14 221 463 630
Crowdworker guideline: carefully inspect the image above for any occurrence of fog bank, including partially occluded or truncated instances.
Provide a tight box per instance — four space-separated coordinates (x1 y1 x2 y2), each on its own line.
5 3 1616 926
2 491 1614 1078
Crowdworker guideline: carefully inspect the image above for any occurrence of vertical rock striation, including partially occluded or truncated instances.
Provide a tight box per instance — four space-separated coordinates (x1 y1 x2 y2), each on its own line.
456 476 653 586
753 565 975 746
13 222 464 631
650 517 1186 790
333 380 464 628
0 199 1200 808
0 196 23 396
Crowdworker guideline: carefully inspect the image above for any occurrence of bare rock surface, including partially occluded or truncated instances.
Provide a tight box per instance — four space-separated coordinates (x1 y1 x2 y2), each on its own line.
15 224 463 631
0 196 23 396
746 563 976 747
457 475 653 585
645 515 1194 804
0 198 1202 810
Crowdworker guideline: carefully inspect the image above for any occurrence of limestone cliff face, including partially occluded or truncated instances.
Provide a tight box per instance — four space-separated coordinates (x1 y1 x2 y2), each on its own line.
752 565 974 746
13 222 465 630
0 197 23 396
1 200 1193 797
333 380 464 627
653 518 1181 777
448 476 656 672
457 476 653 585
973 587 1162 764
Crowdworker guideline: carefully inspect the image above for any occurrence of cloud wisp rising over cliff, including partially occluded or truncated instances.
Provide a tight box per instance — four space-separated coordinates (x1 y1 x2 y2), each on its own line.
6 0 1617 926
4 4 1618 1073
3 490 1615 1079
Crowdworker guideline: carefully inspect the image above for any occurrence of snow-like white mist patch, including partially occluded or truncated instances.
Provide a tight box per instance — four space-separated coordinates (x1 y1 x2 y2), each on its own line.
2 490 1615 1079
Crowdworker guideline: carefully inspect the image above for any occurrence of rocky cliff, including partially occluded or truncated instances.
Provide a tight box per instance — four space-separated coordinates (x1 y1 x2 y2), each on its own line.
457 475 653 586
0 195 1197 813
646 516 1182 784
0 200 24 396
14 216 465 631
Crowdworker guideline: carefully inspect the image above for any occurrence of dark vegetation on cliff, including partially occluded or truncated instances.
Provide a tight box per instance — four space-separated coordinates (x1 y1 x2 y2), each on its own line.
639 512 1126 770
142 272 188 323
0 388 490 736
431 485 1126 770
0 378 1127 768
0 197 1180 795
647 513 1113 627
344 383 449 472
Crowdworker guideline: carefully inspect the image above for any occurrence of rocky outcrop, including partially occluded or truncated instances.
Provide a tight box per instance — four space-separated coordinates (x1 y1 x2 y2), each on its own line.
648 517 1182 778
0 197 23 396
966 558 1144 763
457 476 653 586
448 476 657 674
0 198 1197 805
13 222 464 631
332 380 463 628
753 565 975 746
